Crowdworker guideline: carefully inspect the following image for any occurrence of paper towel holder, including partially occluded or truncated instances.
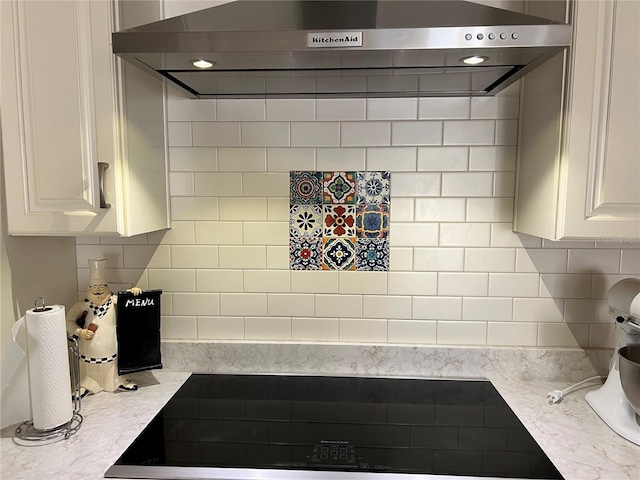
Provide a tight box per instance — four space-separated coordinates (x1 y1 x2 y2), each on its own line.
14 300 84 444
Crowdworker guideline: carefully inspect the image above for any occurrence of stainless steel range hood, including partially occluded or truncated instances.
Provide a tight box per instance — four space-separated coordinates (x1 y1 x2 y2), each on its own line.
112 0 571 98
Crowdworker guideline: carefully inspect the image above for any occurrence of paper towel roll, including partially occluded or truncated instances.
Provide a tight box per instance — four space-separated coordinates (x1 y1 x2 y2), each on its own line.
24 305 73 431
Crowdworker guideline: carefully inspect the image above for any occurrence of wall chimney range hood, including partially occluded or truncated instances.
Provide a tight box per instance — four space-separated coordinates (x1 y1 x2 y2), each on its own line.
112 0 571 99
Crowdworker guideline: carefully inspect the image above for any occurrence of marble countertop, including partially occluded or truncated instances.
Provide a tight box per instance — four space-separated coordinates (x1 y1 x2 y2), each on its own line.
1 370 638 480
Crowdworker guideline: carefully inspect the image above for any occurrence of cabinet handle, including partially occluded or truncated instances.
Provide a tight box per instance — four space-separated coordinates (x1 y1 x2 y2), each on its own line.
98 162 111 209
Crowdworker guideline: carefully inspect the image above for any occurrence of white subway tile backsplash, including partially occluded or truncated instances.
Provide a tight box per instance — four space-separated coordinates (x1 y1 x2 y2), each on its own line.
292 318 339 342
243 222 288 245
168 99 216 121
192 122 240 146
170 172 194 196
392 224 439 247
470 97 519 119
148 267 189 291
315 294 362 318
417 146 468 171
291 122 340 147
414 248 463 271
488 273 539 297
466 198 513 222
78 95 640 350
317 148 366 171
170 147 218 171
419 98 470 119
469 146 516 171
268 293 314 317
487 322 537 346
338 271 387 295
392 121 442 146
267 148 315 172
339 318 387 343
342 122 391 146
196 269 243 292
244 271 290 293
363 296 412 319
220 293 267 316
317 99 366 121
537 323 589 348
367 98 418 120
513 298 564 322
245 317 292 340
442 173 493 197
495 120 518 145
242 173 289 197
266 99 315 121
197 316 245 340
194 173 242 196
539 274 592 299
267 246 290 269
391 173 440 196
440 223 491 247
367 147 417 171
241 122 289 147
388 272 437 296
415 198 465 222
516 249 567 273
390 198 415 222
621 250 640 274
218 246 266 269
219 198 267 221
437 321 486 345
196 222 243 245
465 248 515 272
292 271 339 293
438 273 488 296
413 297 462 320
172 292 219 315
168 122 192 146
443 120 494 145
567 249 621 274
218 148 266 172
171 245 219 268
217 99 265 121
161 316 197 340
388 320 437 344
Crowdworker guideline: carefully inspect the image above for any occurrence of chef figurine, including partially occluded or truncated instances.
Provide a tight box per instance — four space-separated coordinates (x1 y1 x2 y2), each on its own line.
66 258 140 397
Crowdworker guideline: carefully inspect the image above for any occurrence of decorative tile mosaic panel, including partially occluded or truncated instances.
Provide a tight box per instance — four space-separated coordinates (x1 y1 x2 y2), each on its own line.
290 171 390 271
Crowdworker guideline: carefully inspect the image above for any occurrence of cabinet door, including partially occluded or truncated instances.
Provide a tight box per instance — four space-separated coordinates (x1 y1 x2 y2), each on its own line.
2 0 119 234
560 0 640 238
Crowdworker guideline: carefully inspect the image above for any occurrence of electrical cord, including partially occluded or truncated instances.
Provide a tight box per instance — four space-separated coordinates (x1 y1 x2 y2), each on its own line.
547 375 607 405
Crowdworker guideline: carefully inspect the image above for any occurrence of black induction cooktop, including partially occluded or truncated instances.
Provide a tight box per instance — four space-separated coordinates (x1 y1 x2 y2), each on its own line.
105 374 563 480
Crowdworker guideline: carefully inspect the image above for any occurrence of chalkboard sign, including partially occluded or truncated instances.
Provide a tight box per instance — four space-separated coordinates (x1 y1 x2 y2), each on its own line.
116 289 163 375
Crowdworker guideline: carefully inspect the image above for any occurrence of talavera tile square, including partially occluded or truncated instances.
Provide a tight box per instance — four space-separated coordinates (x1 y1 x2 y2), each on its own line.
290 237 322 270
323 205 356 237
356 204 390 238
323 237 356 270
356 239 390 271
322 171 357 204
357 171 390 204
290 204 322 237
290 171 322 204
290 170 390 271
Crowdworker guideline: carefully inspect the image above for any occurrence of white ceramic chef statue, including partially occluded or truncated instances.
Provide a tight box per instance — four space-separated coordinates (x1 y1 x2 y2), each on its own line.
66 258 140 397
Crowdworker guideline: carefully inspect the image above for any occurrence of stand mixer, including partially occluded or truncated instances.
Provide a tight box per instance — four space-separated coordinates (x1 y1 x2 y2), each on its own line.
585 278 640 445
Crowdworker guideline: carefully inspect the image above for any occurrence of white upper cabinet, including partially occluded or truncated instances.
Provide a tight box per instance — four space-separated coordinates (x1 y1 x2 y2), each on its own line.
515 0 640 240
1 0 169 236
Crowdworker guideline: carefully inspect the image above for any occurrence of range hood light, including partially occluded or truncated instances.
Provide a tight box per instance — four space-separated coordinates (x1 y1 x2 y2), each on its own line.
191 59 215 69
461 55 489 65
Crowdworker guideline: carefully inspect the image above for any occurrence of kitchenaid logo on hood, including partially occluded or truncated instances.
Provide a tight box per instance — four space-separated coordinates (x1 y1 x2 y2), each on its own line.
307 32 363 48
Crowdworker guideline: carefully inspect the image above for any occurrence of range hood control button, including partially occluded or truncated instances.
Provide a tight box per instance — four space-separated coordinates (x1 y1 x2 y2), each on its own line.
465 33 472 41
488 33 496 40
477 33 484 40
512 32 519 39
